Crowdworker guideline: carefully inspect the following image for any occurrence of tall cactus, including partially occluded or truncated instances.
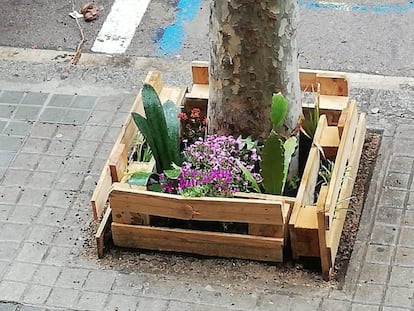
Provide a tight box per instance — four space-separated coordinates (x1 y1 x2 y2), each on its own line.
260 93 298 195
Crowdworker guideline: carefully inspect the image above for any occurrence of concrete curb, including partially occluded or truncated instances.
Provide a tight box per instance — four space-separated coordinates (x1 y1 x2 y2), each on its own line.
1 46 414 91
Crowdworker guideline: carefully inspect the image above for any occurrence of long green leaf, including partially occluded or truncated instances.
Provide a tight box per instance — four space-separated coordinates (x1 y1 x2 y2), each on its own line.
163 99 181 165
163 167 181 179
131 112 162 172
270 93 288 130
236 160 261 193
126 171 154 186
260 133 284 195
282 136 298 191
141 84 173 172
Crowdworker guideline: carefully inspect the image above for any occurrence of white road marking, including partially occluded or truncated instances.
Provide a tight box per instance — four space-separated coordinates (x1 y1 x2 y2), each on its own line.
92 0 151 54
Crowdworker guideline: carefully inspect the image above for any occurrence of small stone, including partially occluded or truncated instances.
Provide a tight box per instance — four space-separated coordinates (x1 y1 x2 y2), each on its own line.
371 107 380 114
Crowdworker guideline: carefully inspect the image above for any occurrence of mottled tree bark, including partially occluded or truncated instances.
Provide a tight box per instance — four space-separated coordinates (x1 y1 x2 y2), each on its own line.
208 0 301 141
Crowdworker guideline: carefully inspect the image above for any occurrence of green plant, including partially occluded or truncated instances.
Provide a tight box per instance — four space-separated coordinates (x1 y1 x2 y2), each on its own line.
260 93 298 195
318 159 335 186
131 84 181 173
178 108 207 145
300 95 320 140
131 133 153 163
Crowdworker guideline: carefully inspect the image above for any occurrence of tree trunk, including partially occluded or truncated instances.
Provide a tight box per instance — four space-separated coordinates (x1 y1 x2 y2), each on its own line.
208 0 301 141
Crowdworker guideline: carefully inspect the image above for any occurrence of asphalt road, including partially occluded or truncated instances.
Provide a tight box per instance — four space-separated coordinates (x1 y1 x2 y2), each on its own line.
0 0 413 77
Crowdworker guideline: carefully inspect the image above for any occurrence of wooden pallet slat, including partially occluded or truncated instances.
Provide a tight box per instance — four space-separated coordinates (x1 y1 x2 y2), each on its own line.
327 113 367 264
91 165 113 220
325 101 358 224
316 186 331 280
191 61 209 84
110 183 286 225
95 207 112 258
111 223 284 262
109 143 127 182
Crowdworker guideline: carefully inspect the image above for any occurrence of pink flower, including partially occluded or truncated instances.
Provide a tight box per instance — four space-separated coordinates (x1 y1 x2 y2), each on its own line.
190 108 201 118
178 112 188 120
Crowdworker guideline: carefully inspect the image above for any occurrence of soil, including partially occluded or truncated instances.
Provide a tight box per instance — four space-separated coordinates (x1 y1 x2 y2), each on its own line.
81 131 381 291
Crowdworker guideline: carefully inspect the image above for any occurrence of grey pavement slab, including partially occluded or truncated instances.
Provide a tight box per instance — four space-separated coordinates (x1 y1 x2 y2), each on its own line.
0 79 413 311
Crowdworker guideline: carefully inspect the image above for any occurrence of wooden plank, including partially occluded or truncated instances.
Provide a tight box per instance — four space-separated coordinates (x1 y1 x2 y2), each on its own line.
110 183 285 225
289 146 320 226
248 224 284 238
144 70 163 94
319 95 349 111
316 186 332 280
191 61 209 84
289 115 327 258
325 101 358 225
234 192 296 209
91 165 112 220
159 86 187 106
289 147 320 259
327 113 366 265
299 71 317 91
109 143 127 182
95 207 112 258
291 205 320 257
112 223 284 262
317 76 348 96
312 114 328 146
299 69 348 96
337 107 348 139
318 126 340 160
248 203 291 238
186 84 209 100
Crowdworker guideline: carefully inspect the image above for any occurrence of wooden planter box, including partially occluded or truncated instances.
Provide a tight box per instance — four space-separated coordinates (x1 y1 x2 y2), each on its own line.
91 62 365 279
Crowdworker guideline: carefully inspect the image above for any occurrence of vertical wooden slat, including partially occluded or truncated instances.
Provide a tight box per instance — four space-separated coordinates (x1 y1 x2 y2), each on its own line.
325 101 358 225
191 61 209 84
95 207 112 258
109 144 127 182
316 186 331 280
327 113 366 265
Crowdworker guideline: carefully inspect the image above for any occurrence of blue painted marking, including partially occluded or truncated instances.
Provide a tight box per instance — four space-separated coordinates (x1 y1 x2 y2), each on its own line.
155 0 414 56
156 0 202 56
299 0 414 13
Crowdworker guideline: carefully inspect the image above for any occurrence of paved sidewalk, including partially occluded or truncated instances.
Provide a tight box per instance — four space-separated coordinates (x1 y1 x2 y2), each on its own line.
0 74 413 311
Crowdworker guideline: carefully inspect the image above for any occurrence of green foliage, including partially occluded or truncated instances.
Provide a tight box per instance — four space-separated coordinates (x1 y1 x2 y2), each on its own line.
163 100 180 165
260 133 285 195
237 135 258 151
126 171 156 186
237 160 261 193
259 93 298 195
318 159 335 186
141 145 153 162
163 165 181 180
282 136 298 190
131 84 181 173
301 99 320 140
270 93 288 130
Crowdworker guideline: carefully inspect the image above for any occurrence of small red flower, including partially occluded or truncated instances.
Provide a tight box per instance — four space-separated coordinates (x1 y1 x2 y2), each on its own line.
178 112 188 120
190 108 201 119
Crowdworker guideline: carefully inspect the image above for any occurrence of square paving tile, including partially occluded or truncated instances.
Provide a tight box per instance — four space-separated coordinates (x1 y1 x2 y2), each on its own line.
21 92 49 106
0 91 24 104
